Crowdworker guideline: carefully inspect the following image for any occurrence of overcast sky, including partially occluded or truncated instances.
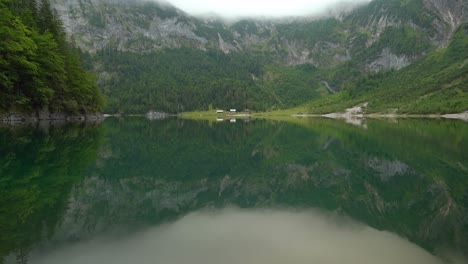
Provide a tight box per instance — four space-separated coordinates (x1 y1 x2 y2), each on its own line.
161 0 371 18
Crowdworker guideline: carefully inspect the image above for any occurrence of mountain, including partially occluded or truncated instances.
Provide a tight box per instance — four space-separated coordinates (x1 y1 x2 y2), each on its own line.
51 0 466 64
49 0 468 114
304 24 468 114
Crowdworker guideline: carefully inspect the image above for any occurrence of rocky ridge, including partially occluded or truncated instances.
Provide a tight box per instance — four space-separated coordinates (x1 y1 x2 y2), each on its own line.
50 0 468 69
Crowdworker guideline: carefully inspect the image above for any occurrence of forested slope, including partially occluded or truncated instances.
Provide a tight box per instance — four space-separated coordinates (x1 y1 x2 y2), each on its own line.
95 48 275 113
0 0 104 115
73 0 466 114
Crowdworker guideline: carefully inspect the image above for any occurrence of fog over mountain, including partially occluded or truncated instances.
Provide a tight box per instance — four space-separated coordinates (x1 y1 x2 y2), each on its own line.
163 0 372 18
45 0 467 114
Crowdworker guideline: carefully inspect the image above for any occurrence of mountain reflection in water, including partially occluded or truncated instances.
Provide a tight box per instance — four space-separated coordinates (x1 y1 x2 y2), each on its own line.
1 117 467 263
29 208 461 264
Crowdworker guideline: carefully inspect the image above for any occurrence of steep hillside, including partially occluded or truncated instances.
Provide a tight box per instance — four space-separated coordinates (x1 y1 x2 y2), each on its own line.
53 0 466 63
95 48 275 113
49 0 467 114
303 24 468 114
0 0 105 115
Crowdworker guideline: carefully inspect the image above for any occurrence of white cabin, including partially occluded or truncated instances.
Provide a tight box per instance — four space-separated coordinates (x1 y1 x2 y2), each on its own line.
216 110 224 114
230 109 236 113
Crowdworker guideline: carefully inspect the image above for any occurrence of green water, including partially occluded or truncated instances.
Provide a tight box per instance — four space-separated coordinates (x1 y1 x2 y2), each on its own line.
1 117 467 263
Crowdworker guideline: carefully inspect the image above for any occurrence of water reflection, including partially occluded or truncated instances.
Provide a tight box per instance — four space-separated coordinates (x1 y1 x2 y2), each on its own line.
1 118 467 263
29 208 460 264
0 122 103 263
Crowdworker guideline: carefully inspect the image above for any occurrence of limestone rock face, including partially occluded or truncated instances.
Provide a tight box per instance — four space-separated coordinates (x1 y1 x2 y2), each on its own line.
423 0 468 45
50 0 467 69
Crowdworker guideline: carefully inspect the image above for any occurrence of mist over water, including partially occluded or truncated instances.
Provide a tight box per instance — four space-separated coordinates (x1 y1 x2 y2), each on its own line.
2 119 467 264
29 208 460 264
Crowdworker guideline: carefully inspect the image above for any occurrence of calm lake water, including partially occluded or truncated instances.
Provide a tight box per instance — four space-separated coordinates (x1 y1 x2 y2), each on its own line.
1 117 467 264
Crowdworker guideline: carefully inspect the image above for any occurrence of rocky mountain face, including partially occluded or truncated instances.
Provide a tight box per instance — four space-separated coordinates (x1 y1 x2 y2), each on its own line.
423 0 468 41
51 0 467 69
45 0 468 114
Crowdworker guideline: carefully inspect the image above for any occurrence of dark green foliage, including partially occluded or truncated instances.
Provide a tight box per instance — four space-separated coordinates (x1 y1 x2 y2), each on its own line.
0 0 105 114
259 64 327 108
370 26 433 56
0 122 104 261
276 18 346 49
95 47 341 114
0 3 39 109
95 48 269 113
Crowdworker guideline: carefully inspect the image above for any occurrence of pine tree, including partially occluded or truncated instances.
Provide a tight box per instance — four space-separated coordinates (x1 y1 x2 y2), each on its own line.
0 1 40 109
0 0 105 113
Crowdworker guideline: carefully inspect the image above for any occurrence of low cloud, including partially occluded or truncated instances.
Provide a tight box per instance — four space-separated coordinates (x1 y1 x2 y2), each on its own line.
29 208 464 264
162 0 371 18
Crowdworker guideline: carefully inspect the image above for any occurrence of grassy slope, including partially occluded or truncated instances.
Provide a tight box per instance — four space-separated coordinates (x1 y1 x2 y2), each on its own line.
300 24 468 115
258 64 329 109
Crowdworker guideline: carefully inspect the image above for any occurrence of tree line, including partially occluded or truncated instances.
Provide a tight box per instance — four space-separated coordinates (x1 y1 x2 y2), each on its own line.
0 0 105 114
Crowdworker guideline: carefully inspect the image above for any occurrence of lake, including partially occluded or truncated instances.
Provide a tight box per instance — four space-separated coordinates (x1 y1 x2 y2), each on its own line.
1 117 467 264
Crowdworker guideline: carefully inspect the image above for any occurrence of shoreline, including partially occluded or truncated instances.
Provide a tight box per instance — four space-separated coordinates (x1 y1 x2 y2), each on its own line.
5 110 465 124
1 111 104 123
291 112 468 121
182 110 468 122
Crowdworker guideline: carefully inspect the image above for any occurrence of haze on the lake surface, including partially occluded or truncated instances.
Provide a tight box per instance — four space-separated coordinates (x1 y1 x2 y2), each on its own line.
161 0 371 17
2 118 467 264
30 208 457 264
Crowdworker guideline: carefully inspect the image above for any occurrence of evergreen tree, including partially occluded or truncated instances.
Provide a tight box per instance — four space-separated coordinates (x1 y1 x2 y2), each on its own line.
0 0 105 114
